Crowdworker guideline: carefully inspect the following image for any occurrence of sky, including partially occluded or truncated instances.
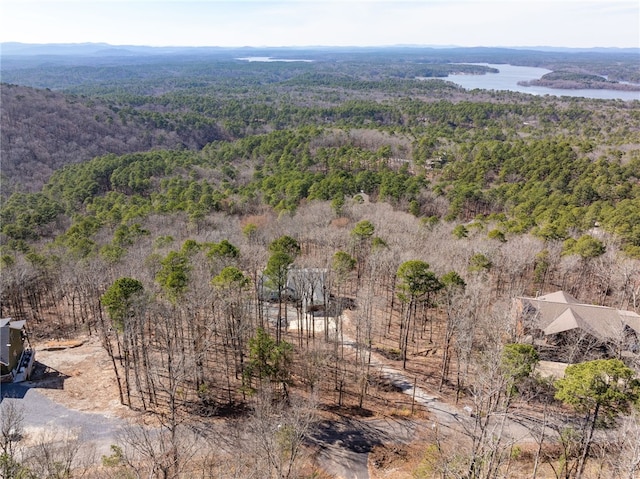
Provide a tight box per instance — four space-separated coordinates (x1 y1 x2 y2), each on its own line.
0 0 638 49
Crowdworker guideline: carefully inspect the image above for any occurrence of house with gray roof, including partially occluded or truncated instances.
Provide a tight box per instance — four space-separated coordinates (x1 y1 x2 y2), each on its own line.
259 268 328 305
515 291 640 361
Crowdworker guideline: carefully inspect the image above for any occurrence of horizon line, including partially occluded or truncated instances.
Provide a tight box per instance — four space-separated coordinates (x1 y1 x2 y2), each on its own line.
3 41 639 51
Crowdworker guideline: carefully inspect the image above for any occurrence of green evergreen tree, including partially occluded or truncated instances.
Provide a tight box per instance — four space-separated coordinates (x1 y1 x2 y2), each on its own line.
101 277 145 331
555 359 640 479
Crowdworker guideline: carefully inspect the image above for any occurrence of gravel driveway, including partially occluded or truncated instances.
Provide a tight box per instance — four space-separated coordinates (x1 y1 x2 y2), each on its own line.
1 380 126 457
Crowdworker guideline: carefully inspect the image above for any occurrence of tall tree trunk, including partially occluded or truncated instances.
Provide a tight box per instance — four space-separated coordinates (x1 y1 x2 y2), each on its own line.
576 403 600 479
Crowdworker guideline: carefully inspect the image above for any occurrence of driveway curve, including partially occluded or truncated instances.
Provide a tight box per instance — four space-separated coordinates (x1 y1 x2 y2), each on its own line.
1 381 126 456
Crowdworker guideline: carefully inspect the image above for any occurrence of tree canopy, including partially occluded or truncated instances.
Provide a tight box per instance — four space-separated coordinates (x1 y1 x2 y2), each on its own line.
555 359 639 420
396 260 442 303
100 277 145 331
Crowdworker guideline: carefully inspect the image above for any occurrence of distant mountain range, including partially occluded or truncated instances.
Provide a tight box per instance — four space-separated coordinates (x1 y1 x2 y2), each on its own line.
2 42 639 57
1 42 229 56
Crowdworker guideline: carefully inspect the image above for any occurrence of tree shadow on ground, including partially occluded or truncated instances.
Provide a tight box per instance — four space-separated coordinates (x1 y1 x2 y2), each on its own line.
309 417 384 453
1 361 70 402
26 361 69 390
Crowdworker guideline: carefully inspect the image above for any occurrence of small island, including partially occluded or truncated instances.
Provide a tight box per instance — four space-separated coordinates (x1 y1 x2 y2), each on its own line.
519 70 640 91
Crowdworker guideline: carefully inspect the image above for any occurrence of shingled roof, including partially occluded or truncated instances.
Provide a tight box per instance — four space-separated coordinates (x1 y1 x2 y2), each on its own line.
517 291 640 343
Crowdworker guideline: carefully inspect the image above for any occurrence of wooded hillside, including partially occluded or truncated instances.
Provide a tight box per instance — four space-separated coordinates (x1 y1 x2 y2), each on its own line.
1 84 226 194
1 47 639 478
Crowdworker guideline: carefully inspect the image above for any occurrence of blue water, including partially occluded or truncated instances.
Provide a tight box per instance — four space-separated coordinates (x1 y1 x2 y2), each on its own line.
237 57 313 62
437 63 640 101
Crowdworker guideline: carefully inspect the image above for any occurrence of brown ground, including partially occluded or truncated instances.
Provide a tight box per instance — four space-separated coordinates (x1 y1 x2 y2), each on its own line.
24 310 579 479
28 319 439 477
25 294 469 420
31 335 137 420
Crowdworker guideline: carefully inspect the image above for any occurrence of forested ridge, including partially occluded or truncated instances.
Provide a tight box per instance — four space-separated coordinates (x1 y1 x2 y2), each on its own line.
1 47 640 478
4 97 640 257
0 84 227 193
519 71 640 91
3 46 638 192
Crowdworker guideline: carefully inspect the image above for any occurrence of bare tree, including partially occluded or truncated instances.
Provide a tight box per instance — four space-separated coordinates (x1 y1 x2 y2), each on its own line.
608 410 640 479
240 388 317 479
460 305 537 479
23 428 93 479
451 278 491 400
464 346 512 479
116 421 199 479
354 268 378 408
0 401 26 479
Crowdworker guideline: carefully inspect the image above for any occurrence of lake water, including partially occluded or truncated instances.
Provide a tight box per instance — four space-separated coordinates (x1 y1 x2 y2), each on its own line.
438 63 640 101
237 57 313 62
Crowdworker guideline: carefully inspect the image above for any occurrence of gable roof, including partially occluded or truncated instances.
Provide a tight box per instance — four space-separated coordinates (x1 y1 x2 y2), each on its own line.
0 318 25 331
620 310 640 334
536 290 579 304
8 320 26 331
518 291 640 343
543 308 582 335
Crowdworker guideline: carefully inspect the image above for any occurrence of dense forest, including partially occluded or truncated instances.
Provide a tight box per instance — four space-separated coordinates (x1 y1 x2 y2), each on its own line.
519 71 640 91
1 46 640 478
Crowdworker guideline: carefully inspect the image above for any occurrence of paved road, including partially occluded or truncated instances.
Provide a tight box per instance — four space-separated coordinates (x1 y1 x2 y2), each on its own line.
0 381 125 456
309 416 417 479
325 328 549 478
340 334 473 430
1 310 544 479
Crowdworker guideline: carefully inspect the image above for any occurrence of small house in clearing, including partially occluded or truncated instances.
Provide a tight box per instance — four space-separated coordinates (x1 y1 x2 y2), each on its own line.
515 291 640 361
0 318 35 383
259 268 328 306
